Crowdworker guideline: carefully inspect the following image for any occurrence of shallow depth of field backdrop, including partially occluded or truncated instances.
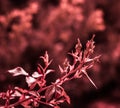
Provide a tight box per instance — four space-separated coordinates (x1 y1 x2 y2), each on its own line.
0 0 120 108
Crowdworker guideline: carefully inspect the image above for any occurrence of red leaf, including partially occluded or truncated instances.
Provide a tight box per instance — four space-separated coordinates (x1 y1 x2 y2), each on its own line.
59 65 64 73
45 69 54 75
56 86 70 104
75 38 82 55
45 85 56 102
61 89 70 104
37 65 44 75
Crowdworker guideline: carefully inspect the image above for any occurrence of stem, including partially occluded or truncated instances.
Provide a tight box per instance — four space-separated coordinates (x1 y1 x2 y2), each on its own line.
37 60 84 93
37 84 53 93
60 61 84 84
37 99 52 107
8 96 34 108
8 96 52 108
5 99 10 108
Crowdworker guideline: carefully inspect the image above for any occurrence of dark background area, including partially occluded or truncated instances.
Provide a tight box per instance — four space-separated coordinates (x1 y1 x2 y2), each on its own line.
0 0 120 107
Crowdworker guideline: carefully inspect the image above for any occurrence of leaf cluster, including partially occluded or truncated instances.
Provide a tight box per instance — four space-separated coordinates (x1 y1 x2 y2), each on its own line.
0 36 100 108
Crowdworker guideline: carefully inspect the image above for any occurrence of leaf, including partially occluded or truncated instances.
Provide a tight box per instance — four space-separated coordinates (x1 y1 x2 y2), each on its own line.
48 59 53 66
84 35 95 58
45 85 56 102
63 59 70 73
54 105 60 108
48 101 60 108
37 65 44 74
33 100 39 107
74 70 83 78
63 59 69 68
0 92 5 99
59 86 70 104
85 55 101 63
29 91 40 98
75 38 82 55
14 87 28 94
93 55 101 62
62 91 70 104
37 78 46 88
11 90 22 97
32 71 43 78
55 86 62 99
8 67 28 76
85 58 93 63
45 69 54 75
26 76 36 87
59 65 64 73
40 51 49 65
21 98 32 108
44 51 49 63
56 86 70 104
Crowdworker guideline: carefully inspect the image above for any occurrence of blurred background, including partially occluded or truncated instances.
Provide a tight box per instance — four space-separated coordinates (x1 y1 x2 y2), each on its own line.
0 0 120 107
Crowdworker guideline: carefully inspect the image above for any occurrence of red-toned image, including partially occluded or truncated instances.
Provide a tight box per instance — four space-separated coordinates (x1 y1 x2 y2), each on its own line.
0 0 120 108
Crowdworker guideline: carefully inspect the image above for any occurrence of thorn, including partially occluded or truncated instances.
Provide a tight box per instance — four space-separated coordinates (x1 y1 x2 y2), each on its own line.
83 71 97 89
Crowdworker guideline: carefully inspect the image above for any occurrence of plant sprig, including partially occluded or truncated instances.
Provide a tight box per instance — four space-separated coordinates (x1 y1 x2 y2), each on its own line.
0 36 100 108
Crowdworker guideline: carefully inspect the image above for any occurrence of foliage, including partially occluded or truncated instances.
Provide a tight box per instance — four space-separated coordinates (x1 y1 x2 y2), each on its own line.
0 36 100 108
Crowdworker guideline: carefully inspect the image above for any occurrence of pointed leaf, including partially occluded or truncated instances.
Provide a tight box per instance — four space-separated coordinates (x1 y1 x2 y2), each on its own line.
8 67 28 76
58 65 64 73
26 76 36 87
37 64 44 74
45 85 56 102
11 90 22 97
75 38 82 54
46 69 54 75
29 91 40 97
60 88 70 104
21 98 31 108
32 71 43 78
40 51 49 65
